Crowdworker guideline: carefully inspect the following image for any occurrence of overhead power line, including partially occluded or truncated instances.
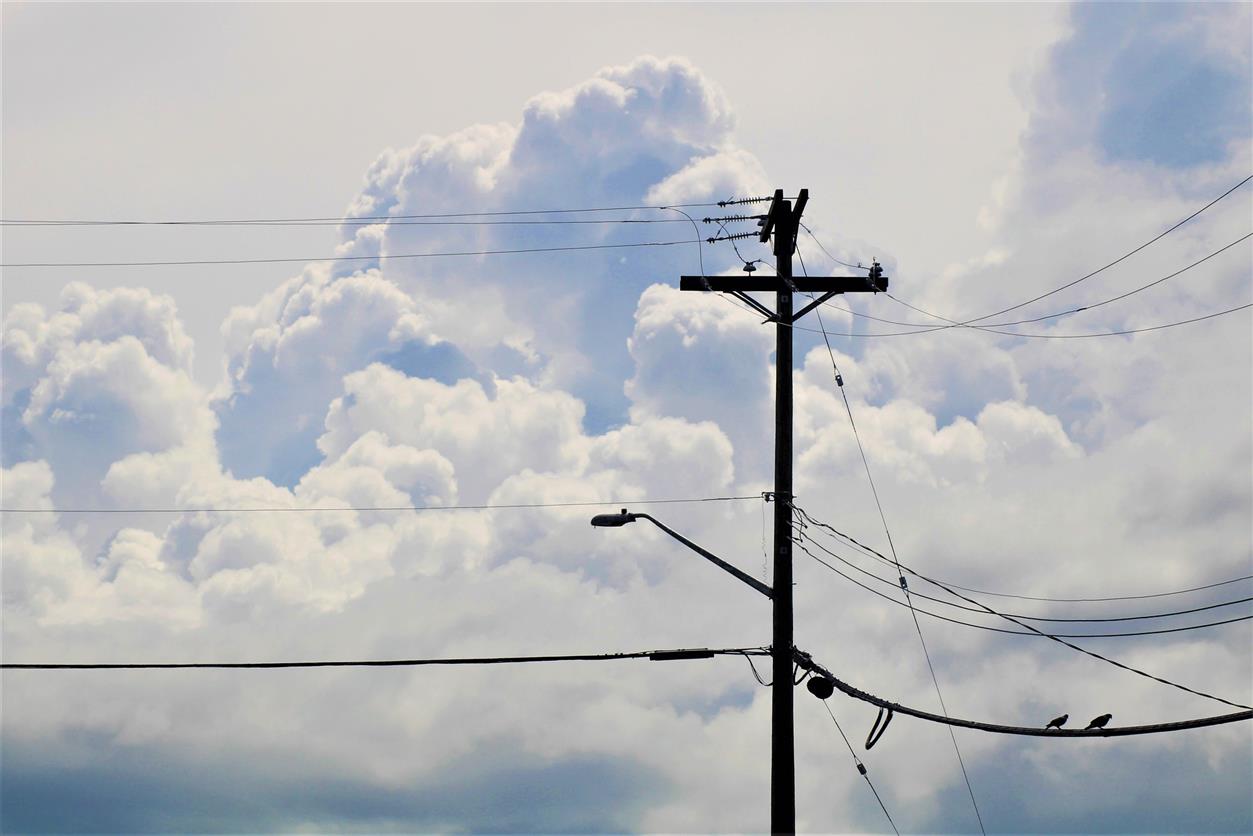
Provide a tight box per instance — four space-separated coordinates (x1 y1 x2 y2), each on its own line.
796 174 1252 338
795 650 1253 738
961 173 1253 325
792 249 987 835
0 239 693 269
814 232 1252 333
787 302 1252 340
794 506 1253 711
0 646 769 671
0 494 762 515
794 534 1253 638
793 532 1252 624
818 700 900 835
0 201 725 226
4 218 696 229
795 521 1253 604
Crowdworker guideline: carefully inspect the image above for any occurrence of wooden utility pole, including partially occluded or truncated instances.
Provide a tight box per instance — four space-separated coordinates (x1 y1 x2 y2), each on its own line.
679 188 887 834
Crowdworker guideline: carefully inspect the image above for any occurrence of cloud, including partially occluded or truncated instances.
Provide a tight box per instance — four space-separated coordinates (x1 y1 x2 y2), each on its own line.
4 39 1251 834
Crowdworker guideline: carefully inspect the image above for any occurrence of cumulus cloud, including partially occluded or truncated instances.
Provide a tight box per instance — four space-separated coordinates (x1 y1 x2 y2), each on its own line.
4 35 1251 835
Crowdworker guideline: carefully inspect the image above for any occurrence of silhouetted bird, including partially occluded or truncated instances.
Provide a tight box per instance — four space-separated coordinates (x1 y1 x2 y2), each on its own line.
1084 713 1113 730
1045 714 1068 730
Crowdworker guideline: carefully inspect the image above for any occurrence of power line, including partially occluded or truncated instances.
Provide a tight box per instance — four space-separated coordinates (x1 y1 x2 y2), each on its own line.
793 247 986 835
0 201 724 226
794 533 1253 638
811 174 1252 330
811 232 1252 332
795 650 1253 738
925 574 1253 604
0 494 763 515
963 174 1253 325
787 302 1252 340
0 238 693 269
4 218 695 229
795 520 1253 603
818 700 900 835
0 646 769 670
794 506 1253 711
794 532 1253 625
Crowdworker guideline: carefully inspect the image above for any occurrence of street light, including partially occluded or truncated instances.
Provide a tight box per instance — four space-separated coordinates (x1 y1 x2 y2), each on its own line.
590 509 773 599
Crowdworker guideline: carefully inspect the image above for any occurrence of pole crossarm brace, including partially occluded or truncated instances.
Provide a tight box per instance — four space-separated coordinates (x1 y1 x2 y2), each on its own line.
794 649 1253 738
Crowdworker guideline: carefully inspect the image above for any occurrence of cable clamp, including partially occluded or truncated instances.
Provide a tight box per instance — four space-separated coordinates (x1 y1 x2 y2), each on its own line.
856 762 867 776
898 576 908 591
835 373 844 387
866 707 894 750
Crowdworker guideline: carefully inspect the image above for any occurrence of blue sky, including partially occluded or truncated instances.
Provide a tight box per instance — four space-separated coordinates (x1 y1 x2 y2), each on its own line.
3 3 1251 833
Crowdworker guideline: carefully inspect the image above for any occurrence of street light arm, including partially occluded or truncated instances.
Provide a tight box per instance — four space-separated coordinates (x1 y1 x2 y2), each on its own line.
633 513 773 599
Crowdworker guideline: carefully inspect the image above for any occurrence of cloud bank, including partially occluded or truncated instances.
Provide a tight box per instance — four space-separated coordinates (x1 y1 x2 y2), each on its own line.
4 29 1251 834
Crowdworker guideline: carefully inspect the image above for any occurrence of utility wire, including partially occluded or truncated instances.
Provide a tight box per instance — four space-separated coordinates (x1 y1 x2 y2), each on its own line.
786 302 1252 340
808 231 1253 332
923 574 1253 605
1 239 693 269
804 174 1252 330
0 646 770 670
795 650 1253 738
963 174 1253 325
794 506 1253 711
792 533 1253 624
0 202 724 226
0 494 762 514
3 218 693 229
819 700 901 835
793 520 1253 604
794 534 1253 638
793 248 987 836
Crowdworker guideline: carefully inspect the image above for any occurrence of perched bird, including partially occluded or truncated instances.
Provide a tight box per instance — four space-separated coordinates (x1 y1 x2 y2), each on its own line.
1045 714 1068 730
1084 713 1113 730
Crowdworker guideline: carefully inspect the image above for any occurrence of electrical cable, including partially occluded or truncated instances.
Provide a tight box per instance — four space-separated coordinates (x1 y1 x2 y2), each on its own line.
807 232 1253 333
820 700 901 835
0 494 762 514
794 533 1253 638
0 201 724 226
4 218 693 229
793 506 1253 711
1 239 694 269
791 531 1253 624
0 646 770 670
795 650 1253 738
962 174 1253 325
803 174 1252 330
786 302 1252 340
795 518 1253 604
742 652 773 687
794 248 987 835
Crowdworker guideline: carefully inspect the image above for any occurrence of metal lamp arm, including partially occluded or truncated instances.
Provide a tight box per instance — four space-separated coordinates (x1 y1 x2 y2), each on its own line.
634 513 773 599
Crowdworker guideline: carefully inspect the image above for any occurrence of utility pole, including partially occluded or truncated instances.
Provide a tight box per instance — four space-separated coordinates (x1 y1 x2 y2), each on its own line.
679 188 886 834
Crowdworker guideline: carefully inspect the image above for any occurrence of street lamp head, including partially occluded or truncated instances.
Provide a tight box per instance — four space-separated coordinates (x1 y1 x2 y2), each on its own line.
590 509 637 527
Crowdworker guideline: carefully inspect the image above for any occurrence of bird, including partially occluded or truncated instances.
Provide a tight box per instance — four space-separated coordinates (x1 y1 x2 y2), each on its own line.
1045 713 1068 730
1084 713 1113 730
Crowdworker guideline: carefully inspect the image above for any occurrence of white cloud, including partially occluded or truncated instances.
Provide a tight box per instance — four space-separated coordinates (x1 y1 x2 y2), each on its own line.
3 32 1251 834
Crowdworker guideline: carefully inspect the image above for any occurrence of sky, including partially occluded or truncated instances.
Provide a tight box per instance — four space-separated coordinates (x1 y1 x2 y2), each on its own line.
2 2 1251 833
